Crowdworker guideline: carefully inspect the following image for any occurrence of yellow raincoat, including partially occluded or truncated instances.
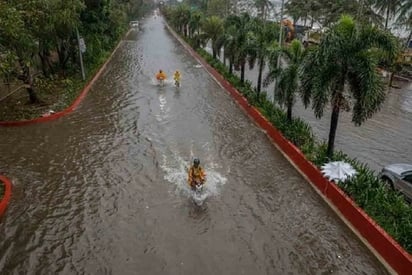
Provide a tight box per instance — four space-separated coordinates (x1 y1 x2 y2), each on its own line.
188 165 205 187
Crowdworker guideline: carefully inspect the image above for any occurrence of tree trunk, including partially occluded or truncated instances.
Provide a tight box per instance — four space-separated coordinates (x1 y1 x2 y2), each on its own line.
39 52 49 77
26 85 38 104
287 101 293 121
327 105 340 158
212 46 217 59
229 59 233 74
240 62 245 83
389 71 395 87
57 41 68 76
257 58 264 94
385 6 390 30
19 61 39 104
223 48 226 66
39 49 54 77
406 30 412 49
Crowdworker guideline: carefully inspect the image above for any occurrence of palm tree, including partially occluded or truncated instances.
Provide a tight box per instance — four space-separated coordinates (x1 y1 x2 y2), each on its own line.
201 16 224 59
374 0 403 29
264 39 305 121
254 0 273 20
248 18 279 96
224 13 252 83
189 10 203 39
174 5 191 36
285 0 307 25
300 15 398 158
217 20 238 73
398 0 412 47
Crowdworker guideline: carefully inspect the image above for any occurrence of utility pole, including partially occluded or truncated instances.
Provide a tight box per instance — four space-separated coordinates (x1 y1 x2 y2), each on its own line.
273 0 284 102
76 27 86 81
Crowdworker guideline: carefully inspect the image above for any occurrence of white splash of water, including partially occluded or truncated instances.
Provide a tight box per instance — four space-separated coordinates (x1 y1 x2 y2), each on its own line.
150 78 175 87
160 151 227 203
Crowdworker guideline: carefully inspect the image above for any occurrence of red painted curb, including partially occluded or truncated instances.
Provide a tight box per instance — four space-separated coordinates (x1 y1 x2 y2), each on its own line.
0 30 132 127
165 23 412 274
0 175 12 217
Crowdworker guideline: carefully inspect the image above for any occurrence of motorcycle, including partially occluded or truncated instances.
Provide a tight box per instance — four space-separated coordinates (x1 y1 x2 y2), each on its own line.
191 178 206 205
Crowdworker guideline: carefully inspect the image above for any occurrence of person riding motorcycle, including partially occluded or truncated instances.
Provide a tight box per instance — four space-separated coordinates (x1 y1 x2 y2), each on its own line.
173 70 181 86
156 70 167 81
188 158 206 189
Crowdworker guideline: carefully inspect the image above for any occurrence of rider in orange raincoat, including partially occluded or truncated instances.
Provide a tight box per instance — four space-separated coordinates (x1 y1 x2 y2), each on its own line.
188 158 206 189
156 70 167 80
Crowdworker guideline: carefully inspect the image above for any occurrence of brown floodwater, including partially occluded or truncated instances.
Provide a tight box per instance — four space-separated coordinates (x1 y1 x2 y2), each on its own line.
0 15 387 274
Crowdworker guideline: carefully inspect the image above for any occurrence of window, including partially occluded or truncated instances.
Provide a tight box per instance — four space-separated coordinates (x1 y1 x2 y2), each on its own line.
402 174 412 185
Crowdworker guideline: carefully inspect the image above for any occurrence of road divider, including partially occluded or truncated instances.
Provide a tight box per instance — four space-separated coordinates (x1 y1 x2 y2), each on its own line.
0 175 12 218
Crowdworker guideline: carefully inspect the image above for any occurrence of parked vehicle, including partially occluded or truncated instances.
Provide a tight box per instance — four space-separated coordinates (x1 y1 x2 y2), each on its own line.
130 21 139 28
380 163 412 202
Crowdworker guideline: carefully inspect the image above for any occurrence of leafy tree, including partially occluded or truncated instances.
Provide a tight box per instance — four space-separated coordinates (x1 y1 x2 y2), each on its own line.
217 19 238 73
201 16 224 59
0 1 39 103
248 18 279 96
264 39 305 120
398 0 412 46
224 13 252 83
254 0 273 20
300 15 398 158
374 0 403 29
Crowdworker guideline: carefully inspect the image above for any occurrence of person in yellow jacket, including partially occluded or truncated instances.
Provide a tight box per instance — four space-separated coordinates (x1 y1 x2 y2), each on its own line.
188 158 206 189
156 70 167 85
173 70 181 87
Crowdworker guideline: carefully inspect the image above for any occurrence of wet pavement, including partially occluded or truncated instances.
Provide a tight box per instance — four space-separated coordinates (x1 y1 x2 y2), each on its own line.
0 15 387 274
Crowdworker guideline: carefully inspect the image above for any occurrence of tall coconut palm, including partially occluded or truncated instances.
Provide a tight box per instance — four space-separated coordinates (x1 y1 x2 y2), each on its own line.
248 18 279 96
201 16 224 59
174 5 192 36
374 0 402 29
264 39 305 121
224 13 252 83
300 15 398 158
217 20 238 73
189 10 203 38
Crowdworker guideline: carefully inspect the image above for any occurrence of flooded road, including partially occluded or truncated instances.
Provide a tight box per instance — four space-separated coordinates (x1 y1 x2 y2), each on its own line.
0 16 387 274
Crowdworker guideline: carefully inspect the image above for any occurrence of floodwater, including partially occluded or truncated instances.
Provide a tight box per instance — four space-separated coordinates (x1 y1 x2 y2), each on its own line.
0 15 387 274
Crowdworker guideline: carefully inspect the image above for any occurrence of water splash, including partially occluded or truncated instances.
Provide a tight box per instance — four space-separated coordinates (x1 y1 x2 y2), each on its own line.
160 151 227 203
150 78 175 87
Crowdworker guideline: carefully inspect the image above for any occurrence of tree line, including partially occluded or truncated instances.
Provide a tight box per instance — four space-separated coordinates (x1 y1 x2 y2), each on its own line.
163 3 401 158
0 0 152 103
